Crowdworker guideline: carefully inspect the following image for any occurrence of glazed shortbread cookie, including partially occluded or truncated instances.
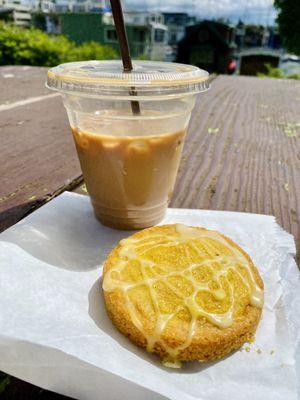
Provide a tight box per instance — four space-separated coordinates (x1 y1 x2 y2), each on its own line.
102 224 264 367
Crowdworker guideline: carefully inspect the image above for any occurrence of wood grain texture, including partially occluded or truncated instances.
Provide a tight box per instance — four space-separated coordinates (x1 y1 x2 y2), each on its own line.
0 66 50 104
172 75 300 261
0 80 82 232
74 76 300 261
0 70 299 399
1 70 299 262
0 66 79 398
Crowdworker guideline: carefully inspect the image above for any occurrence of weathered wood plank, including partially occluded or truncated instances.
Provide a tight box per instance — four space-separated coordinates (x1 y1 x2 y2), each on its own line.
172 75 300 260
0 70 299 399
1 71 299 262
0 67 81 396
73 75 300 261
0 66 50 104
0 93 82 231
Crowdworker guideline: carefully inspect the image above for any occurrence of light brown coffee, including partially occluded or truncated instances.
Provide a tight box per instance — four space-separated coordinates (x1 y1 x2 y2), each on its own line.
72 127 186 229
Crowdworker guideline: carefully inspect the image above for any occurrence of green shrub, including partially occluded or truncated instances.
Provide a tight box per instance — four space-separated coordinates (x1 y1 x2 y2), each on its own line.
0 373 10 395
67 41 117 62
257 64 284 78
0 22 118 66
286 73 300 79
257 63 300 80
136 53 150 60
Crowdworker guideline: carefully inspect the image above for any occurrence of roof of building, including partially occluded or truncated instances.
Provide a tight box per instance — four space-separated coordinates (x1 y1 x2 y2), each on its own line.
150 22 167 30
182 20 236 50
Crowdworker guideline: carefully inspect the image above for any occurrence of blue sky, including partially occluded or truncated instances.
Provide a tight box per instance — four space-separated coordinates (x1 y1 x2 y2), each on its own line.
123 0 277 24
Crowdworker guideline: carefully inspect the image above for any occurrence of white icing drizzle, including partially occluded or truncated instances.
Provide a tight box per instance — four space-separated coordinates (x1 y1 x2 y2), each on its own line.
103 224 264 362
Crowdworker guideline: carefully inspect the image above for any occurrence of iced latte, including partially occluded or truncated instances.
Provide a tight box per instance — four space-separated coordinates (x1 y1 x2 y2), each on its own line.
72 125 186 229
47 60 209 229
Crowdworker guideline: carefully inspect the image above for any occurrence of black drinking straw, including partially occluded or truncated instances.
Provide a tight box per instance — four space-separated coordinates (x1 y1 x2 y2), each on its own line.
110 0 141 115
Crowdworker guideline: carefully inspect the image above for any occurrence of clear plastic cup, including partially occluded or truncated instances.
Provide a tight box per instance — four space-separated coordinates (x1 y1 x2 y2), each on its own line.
47 60 209 230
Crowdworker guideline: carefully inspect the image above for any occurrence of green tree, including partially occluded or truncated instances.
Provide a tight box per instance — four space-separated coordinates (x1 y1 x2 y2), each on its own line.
0 22 117 66
274 0 300 55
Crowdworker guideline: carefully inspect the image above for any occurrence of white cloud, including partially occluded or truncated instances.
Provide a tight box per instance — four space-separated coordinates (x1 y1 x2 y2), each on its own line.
123 0 277 24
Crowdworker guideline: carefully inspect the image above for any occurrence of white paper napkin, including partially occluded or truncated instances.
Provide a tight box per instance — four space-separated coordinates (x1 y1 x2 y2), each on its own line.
0 192 299 400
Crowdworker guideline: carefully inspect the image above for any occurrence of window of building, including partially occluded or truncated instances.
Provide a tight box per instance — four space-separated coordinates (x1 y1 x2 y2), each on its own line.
154 29 165 43
198 30 209 43
170 33 177 44
134 29 145 43
105 28 118 42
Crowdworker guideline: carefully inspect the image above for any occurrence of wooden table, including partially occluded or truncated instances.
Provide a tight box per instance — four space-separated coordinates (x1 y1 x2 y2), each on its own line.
1 66 300 398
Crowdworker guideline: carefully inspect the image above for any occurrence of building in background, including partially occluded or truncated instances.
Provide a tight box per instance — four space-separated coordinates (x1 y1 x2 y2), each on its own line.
32 9 170 60
177 20 236 73
235 23 281 52
163 12 193 45
102 11 169 60
28 0 108 13
0 5 13 21
234 23 282 76
162 12 196 60
58 12 146 53
239 48 281 75
235 20 245 50
243 25 270 48
267 27 281 49
0 0 31 26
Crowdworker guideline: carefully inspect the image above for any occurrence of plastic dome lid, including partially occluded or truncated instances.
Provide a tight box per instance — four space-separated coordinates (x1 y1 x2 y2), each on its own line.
47 60 209 99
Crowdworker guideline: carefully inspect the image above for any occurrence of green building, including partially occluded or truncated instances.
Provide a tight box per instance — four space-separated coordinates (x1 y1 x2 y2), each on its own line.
32 11 169 60
58 13 150 58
